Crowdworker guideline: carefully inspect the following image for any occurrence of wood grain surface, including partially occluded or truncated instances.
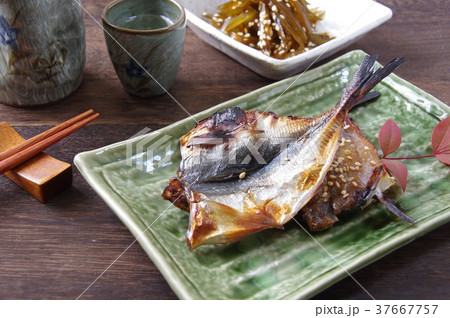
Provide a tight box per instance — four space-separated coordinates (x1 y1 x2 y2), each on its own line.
0 0 448 299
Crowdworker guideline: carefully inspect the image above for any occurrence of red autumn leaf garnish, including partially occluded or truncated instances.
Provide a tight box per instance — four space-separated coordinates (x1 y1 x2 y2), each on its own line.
435 153 450 165
431 117 450 152
378 119 402 157
431 117 450 165
382 158 408 192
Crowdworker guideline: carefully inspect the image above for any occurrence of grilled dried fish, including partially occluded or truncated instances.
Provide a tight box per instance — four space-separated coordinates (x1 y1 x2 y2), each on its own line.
178 92 381 185
163 55 408 249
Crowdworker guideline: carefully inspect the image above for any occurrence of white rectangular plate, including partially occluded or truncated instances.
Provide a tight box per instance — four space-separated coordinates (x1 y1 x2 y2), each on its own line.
178 0 392 79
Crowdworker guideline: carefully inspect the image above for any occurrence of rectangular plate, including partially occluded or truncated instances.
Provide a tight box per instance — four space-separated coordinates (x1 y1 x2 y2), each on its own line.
75 50 450 299
177 0 392 79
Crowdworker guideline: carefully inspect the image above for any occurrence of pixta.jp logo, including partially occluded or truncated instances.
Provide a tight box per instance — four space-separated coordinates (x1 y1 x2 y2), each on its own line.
125 128 174 174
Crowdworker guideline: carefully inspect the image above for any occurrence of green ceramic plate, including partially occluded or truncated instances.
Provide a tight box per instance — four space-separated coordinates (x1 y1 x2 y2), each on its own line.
75 50 450 299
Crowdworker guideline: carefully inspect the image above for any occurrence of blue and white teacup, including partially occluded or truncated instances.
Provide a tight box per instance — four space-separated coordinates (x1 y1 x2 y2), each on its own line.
102 0 186 97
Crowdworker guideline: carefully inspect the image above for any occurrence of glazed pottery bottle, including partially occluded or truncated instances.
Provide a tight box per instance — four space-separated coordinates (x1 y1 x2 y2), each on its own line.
0 0 85 106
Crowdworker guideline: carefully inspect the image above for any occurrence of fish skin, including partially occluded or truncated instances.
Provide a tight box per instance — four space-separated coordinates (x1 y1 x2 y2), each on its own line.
163 55 406 249
178 107 316 184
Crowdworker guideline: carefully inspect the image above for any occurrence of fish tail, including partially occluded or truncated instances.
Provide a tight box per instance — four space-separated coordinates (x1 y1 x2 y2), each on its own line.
338 55 405 114
354 91 381 106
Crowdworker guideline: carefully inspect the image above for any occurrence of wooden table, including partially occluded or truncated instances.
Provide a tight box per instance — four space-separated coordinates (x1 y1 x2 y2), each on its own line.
0 0 448 299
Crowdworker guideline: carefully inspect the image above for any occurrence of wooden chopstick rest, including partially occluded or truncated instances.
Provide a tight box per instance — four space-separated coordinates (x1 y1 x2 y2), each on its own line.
0 109 94 162
0 122 72 203
0 113 99 175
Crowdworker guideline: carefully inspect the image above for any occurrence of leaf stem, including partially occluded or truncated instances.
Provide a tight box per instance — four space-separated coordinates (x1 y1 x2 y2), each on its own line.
383 154 435 160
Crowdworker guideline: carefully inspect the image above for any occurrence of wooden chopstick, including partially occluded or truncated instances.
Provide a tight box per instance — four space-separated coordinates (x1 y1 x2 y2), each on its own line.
0 113 99 175
0 109 94 162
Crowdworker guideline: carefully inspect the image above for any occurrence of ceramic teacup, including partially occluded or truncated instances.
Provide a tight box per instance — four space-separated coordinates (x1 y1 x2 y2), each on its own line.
102 0 186 97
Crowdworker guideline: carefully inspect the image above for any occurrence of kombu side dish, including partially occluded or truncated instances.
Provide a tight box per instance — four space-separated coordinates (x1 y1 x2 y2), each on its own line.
204 0 333 59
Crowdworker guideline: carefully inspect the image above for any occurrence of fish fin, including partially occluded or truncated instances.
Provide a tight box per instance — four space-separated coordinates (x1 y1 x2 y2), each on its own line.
186 199 280 248
162 178 190 212
339 55 405 113
376 192 414 223
354 91 381 106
